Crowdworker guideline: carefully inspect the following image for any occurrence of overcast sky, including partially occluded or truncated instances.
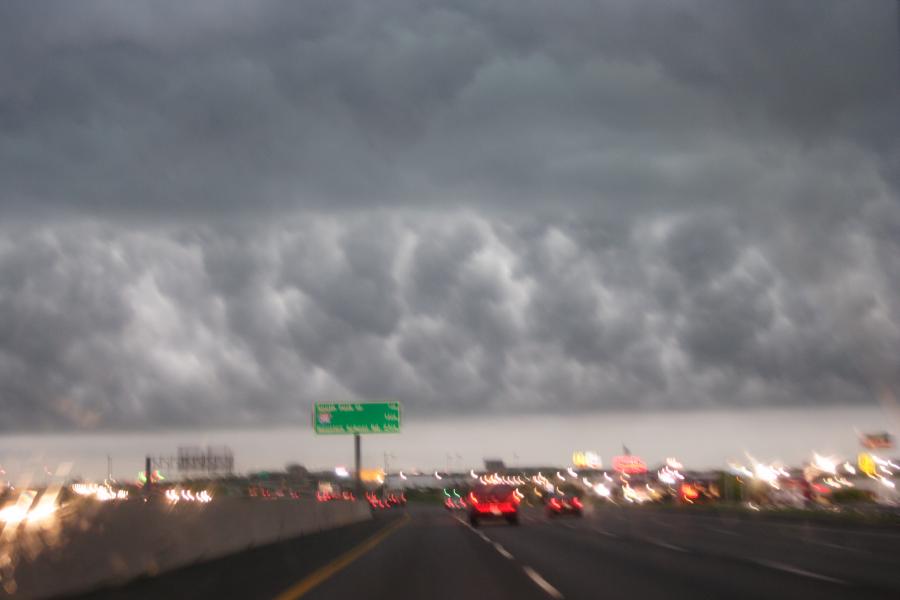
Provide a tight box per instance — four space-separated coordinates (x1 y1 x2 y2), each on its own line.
1 0 899 433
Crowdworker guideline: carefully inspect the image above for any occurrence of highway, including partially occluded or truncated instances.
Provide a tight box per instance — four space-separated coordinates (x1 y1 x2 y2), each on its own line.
73 504 900 600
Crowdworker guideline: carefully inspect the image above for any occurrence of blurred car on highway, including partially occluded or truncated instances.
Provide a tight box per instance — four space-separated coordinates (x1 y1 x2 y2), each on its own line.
385 492 407 507
468 484 520 526
444 497 466 510
545 492 583 518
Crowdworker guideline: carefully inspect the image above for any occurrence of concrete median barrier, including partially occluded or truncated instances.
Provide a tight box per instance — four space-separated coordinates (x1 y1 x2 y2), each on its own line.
0 498 371 599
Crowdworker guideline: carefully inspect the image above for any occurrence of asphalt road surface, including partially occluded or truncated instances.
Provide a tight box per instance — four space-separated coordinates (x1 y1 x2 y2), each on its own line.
71 504 900 600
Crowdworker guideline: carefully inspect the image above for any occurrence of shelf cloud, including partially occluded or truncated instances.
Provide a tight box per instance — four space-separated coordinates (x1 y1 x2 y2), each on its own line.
0 0 898 430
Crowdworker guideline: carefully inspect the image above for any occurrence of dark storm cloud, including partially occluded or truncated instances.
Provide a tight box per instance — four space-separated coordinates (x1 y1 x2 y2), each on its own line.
0 1 898 429
2 0 897 216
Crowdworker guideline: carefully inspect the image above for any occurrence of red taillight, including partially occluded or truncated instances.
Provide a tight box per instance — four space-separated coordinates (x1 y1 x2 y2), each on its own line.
469 492 479 505
572 497 582 508
550 498 561 509
681 484 700 500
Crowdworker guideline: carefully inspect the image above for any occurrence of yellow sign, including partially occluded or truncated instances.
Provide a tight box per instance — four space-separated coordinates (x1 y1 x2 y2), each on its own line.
572 451 601 469
858 453 877 477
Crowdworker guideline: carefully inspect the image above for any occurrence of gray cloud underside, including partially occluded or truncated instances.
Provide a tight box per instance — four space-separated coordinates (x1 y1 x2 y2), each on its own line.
1 208 898 430
0 0 898 429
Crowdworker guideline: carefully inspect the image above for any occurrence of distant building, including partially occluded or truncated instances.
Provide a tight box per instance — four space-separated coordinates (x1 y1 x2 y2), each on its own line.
484 458 505 472
285 464 309 482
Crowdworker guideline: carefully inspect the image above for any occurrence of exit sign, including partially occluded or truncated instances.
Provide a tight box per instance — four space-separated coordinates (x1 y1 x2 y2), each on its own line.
313 402 401 434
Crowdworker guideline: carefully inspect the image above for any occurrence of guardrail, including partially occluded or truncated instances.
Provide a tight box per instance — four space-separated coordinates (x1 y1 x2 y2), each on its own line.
0 497 371 598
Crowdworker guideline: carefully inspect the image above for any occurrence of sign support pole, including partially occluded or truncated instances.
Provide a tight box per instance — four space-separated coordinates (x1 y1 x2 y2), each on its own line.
354 433 361 498
145 456 152 498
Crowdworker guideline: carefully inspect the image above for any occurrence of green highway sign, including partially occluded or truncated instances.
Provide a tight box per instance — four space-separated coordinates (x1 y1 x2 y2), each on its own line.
313 402 401 434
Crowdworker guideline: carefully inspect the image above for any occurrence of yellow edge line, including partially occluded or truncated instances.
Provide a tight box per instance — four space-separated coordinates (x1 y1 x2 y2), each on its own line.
272 513 411 600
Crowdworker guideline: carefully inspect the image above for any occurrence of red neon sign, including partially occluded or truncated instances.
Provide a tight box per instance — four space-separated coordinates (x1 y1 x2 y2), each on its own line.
612 455 647 474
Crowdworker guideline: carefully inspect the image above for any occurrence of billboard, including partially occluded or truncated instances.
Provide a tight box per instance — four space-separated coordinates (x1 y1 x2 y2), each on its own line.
177 446 234 473
313 402 401 434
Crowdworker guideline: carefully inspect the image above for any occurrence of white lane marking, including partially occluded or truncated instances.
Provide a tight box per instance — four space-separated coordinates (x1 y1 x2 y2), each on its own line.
594 528 619 538
455 515 515 560
523 566 564 599
494 543 514 560
650 539 688 553
753 560 847 585
807 539 859 553
640 516 861 554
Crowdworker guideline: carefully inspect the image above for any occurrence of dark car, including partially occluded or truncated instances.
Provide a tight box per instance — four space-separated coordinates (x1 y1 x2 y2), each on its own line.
468 484 520 526
545 493 583 517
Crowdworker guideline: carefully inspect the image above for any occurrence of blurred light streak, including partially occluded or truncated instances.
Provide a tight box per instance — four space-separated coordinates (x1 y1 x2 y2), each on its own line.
26 488 59 525
593 483 611 497
0 491 37 524
813 453 837 475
